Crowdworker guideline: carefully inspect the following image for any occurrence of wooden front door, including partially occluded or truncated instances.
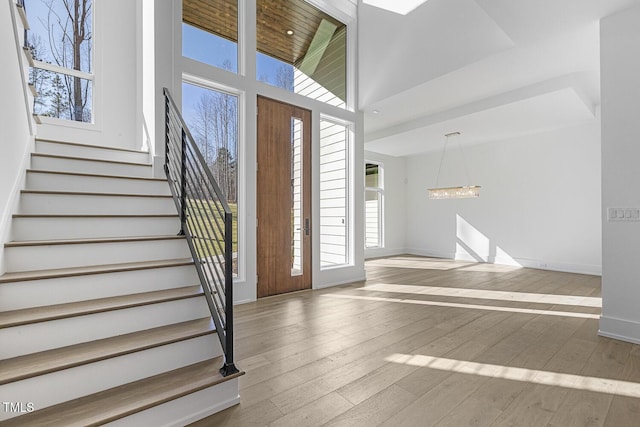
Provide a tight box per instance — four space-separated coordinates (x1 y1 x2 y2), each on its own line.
257 96 312 297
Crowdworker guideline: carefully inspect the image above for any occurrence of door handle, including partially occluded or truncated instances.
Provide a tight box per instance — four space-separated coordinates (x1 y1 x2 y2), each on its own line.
304 218 310 235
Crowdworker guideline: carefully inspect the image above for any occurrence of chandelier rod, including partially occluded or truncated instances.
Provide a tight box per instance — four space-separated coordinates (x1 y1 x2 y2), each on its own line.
455 132 472 187
434 131 460 190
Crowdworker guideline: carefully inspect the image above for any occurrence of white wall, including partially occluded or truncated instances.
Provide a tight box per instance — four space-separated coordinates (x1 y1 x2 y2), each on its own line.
364 151 407 258
402 121 601 275
358 0 513 108
36 0 140 150
0 0 35 274
600 5 640 344
142 0 179 177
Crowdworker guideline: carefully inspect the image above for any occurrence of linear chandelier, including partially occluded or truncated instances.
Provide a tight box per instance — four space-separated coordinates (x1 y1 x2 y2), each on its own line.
428 132 481 200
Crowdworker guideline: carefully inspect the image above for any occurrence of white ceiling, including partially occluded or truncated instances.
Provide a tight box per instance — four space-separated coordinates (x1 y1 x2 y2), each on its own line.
359 0 640 156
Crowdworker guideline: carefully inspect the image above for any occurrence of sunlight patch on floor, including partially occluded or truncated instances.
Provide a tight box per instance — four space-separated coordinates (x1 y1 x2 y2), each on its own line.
365 256 523 273
322 294 600 319
386 353 640 398
456 263 521 273
365 257 473 270
360 283 601 308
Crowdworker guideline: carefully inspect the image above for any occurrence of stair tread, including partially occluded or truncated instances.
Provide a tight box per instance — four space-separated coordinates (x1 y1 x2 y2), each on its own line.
0 258 194 284
21 189 172 198
0 318 215 385
26 169 168 182
35 138 150 155
31 152 152 167
5 234 185 248
0 358 243 427
0 285 203 328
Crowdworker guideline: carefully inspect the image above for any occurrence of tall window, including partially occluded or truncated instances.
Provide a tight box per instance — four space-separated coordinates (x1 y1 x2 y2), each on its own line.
291 117 304 275
365 162 383 249
27 0 93 122
256 0 347 109
182 82 240 275
182 0 238 73
320 119 350 267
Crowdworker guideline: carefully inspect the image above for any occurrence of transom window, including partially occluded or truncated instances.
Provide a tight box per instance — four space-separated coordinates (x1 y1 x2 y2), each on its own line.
256 0 347 108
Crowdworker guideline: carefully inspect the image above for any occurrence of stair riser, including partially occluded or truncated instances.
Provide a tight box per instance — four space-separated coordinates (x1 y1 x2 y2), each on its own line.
0 297 211 358
26 172 170 195
0 334 222 422
12 216 180 241
19 193 176 215
31 156 152 178
108 378 240 427
5 239 191 272
35 141 150 164
0 265 199 311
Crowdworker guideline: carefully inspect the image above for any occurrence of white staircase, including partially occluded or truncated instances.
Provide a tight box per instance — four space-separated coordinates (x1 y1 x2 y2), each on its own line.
0 140 242 426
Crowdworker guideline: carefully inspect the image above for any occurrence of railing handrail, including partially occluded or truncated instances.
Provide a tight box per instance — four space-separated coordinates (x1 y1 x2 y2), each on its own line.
163 87 238 377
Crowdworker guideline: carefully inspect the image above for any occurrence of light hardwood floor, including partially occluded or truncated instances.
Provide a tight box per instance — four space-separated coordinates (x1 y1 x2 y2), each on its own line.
190 256 640 427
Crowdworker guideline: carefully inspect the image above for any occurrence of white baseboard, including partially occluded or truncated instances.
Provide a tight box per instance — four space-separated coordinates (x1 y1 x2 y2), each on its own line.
405 248 602 276
405 248 454 260
107 378 240 427
314 275 366 290
515 258 602 276
364 247 407 259
152 154 166 179
599 316 640 345
0 136 34 275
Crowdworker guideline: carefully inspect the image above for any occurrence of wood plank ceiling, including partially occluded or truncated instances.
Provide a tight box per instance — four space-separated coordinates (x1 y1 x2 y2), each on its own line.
182 0 345 66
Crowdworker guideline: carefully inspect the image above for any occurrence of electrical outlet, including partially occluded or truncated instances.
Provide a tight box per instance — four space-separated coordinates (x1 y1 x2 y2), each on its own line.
608 207 640 222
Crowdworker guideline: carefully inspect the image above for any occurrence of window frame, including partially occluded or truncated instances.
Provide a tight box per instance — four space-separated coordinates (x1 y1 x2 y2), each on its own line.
319 115 352 269
28 0 95 124
365 161 384 250
181 74 246 282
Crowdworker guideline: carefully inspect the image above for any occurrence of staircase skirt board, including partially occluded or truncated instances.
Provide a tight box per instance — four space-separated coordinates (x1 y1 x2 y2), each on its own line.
4 237 191 272
0 262 198 311
106 378 241 427
0 139 240 424
0 334 221 422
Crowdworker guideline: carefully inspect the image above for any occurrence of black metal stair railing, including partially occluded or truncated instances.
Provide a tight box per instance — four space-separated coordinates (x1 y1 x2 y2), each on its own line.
163 88 238 376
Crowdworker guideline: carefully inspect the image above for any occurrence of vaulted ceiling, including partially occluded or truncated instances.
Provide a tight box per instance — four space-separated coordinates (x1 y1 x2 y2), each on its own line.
360 0 640 156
